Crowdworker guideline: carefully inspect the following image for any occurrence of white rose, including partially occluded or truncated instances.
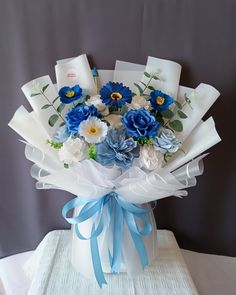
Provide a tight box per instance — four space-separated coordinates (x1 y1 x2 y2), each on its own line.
86 95 109 115
139 144 164 171
128 96 150 110
58 137 88 164
105 114 123 129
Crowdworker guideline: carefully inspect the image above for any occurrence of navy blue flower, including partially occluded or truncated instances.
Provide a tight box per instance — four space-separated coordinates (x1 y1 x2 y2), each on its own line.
65 105 100 135
99 82 132 108
150 90 173 111
59 85 84 104
95 129 139 169
121 109 160 138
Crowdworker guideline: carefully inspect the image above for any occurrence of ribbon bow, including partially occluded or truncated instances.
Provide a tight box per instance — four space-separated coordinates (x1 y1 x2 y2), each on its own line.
62 192 153 287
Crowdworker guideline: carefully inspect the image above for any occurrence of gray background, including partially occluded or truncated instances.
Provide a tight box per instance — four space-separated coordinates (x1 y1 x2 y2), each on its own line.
1 0 235 258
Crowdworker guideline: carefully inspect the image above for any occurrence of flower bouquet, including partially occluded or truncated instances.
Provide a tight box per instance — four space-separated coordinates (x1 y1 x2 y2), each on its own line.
9 54 221 287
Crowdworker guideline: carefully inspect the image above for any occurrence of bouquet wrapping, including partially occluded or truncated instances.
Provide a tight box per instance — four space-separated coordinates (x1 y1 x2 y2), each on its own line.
9 54 221 287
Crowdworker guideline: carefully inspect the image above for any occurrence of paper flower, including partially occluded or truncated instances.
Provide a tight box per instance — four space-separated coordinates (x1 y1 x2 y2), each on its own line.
139 144 164 171
95 129 139 169
58 137 88 164
153 128 181 153
121 109 159 138
65 105 100 135
79 116 108 144
86 95 109 116
127 95 150 110
52 125 70 143
150 90 173 111
105 114 123 129
59 85 84 104
99 82 132 108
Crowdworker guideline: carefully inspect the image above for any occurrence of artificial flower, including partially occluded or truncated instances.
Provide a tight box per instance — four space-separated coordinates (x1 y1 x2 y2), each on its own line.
153 128 181 153
139 144 164 171
59 85 84 104
58 137 88 164
99 82 132 108
95 129 139 169
65 105 100 135
86 95 109 116
150 90 173 111
121 108 160 138
105 114 123 129
127 95 150 110
52 125 70 143
79 116 108 144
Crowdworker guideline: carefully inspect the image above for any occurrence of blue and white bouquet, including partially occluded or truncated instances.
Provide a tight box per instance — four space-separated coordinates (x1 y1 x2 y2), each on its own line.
9 54 221 287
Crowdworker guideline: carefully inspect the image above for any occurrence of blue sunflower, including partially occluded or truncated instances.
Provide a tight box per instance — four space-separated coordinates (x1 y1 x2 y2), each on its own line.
150 90 173 111
59 85 84 104
99 82 132 108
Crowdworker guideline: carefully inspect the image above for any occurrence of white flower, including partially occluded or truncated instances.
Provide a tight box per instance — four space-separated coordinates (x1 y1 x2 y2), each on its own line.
127 96 150 110
58 137 88 164
79 116 108 143
139 144 164 171
86 95 109 115
105 114 123 129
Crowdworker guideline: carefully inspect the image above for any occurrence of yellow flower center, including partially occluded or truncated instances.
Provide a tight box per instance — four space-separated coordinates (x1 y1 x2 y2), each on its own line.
65 90 75 98
111 92 122 101
156 96 165 105
87 126 99 135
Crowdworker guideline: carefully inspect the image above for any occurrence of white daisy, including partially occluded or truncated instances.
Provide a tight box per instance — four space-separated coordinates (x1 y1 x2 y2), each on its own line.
79 116 108 143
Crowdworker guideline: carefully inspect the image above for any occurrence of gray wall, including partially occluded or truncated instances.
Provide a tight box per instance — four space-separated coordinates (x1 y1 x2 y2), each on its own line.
1 0 235 258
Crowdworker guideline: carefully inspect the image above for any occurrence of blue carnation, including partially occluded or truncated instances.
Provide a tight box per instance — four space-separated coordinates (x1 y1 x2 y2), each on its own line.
65 105 100 135
99 82 132 108
121 109 160 138
95 129 139 169
150 90 173 111
52 125 70 143
59 85 84 104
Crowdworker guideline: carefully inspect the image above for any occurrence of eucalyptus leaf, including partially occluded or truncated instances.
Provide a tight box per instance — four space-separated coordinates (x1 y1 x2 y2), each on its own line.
169 120 183 132
174 100 182 109
60 122 66 127
42 84 49 93
134 83 144 94
57 103 65 113
161 109 174 119
148 85 155 91
177 110 188 119
53 96 60 103
153 75 159 80
140 81 147 87
144 72 151 78
41 104 51 109
30 93 41 97
48 114 59 127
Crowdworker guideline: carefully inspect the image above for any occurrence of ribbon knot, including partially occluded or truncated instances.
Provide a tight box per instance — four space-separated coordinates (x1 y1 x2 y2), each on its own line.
62 192 153 287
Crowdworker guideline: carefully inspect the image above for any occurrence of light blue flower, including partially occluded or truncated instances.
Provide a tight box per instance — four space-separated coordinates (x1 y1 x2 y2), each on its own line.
95 129 139 169
153 128 181 154
52 125 70 143
150 90 173 111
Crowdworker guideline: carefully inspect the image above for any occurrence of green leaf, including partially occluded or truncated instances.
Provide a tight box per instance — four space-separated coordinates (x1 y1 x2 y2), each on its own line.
64 163 69 168
48 114 59 127
60 122 66 127
42 84 49 93
177 110 188 119
41 104 51 109
134 83 144 94
144 72 151 78
57 103 65 113
30 93 41 97
140 81 147 88
53 96 60 103
169 120 183 132
132 92 137 97
153 75 159 80
148 85 155 91
161 109 174 119
174 100 182 109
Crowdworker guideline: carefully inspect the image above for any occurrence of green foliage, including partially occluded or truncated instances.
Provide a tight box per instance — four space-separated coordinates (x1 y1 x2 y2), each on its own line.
88 144 97 160
53 96 60 103
57 103 65 113
41 104 51 109
134 83 144 95
174 100 182 109
64 163 69 169
30 93 41 97
137 138 153 145
177 110 188 119
161 109 174 119
46 139 63 149
144 72 151 78
42 84 49 93
169 120 183 132
48 114 59 127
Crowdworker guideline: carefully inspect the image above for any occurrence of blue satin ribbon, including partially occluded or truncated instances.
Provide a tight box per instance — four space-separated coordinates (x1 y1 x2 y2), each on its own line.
62 192 153 287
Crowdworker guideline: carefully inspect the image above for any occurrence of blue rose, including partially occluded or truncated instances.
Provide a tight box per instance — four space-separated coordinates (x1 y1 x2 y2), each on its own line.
153 128 181 153
59 85 84 104
121 109 160 138
99 82 132 108
52 125 70 143
150 90 173 111
95 129 139 169
65 105 100 135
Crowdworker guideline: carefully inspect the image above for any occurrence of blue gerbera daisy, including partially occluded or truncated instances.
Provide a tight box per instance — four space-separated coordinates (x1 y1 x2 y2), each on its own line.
99 82 132 108
150 90 173 111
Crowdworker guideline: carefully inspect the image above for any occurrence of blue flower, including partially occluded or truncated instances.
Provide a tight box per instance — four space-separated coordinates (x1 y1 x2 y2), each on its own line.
65 105 100 135
99 82 132 108
121 109 160 138
95 129 139 169
150 90 173 111
52 125 70 143
153 128 181 153
59 85 84 104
